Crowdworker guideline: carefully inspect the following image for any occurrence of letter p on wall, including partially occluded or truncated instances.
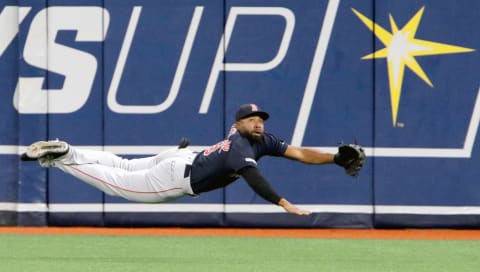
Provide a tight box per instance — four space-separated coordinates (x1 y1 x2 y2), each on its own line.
199 7 295 114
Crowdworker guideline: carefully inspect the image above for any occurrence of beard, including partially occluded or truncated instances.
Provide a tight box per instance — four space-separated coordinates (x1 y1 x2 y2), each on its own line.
246 131 263 141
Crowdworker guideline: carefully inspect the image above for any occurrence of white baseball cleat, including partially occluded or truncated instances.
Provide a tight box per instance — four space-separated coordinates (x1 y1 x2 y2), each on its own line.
21 140 69 161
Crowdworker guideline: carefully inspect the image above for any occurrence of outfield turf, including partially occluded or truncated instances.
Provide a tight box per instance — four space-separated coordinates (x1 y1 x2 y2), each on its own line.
1 234 479 272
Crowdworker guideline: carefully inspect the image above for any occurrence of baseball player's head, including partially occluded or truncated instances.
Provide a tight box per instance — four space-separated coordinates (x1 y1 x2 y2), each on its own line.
235 104 269 141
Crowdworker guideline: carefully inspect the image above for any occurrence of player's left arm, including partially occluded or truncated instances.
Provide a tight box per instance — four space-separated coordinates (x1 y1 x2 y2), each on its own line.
238 166 311 216
283 145 335 165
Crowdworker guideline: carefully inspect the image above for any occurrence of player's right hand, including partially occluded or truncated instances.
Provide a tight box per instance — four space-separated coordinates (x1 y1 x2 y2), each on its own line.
278 198 312 216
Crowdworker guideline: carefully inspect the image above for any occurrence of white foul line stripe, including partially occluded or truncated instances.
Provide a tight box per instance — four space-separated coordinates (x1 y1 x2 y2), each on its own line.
49 203 103 212
374 205 480 215
104 203 224 213
2 203 480 215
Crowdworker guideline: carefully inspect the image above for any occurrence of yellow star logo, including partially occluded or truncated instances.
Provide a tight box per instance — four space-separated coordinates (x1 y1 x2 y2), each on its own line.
352 7 474 126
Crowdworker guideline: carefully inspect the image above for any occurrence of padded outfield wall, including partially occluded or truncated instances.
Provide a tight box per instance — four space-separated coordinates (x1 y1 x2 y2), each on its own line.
1 0 480 227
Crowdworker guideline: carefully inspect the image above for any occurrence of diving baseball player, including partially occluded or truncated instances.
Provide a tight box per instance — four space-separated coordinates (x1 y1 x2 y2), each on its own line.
21 104 365 215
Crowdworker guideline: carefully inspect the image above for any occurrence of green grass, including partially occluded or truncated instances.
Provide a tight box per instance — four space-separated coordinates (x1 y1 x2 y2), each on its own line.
1 234 480 272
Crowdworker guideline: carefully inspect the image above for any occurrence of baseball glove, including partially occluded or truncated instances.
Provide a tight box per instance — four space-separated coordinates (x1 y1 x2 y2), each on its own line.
334 143 366 177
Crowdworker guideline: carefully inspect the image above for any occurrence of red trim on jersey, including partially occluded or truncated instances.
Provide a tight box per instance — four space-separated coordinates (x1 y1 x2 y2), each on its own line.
67 165 182 194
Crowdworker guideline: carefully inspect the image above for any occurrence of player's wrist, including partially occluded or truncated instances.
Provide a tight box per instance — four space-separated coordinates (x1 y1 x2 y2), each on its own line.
278 198 288 206
333 152 346 166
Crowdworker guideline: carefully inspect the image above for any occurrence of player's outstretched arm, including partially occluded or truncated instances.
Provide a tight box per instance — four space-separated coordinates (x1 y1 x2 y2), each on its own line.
285 144 366 177
283 145 335 164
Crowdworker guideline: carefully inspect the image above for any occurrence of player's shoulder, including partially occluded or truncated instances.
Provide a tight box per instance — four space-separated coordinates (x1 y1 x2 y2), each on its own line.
261 131 289 151
262 131 277 139
262 131 284 142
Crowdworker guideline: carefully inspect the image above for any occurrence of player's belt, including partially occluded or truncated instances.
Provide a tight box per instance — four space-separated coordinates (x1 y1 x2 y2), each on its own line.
184 164 192 178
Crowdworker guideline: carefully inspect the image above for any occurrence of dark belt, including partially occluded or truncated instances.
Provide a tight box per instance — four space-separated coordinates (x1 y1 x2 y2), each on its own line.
184 164 192 178
184 164 198 196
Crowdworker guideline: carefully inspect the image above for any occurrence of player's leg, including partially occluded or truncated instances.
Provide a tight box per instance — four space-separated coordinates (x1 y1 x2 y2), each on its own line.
21 140 195 202
58 147 160 171
68 136 192 170
53 157 194 203
23 140 180 171
62 146 195 171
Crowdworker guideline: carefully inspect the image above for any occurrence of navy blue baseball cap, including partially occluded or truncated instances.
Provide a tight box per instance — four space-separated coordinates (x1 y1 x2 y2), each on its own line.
235 103 270 121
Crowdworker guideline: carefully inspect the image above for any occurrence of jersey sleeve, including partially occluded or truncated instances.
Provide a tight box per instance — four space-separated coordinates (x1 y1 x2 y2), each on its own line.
226 132 288 172
262 133 289 156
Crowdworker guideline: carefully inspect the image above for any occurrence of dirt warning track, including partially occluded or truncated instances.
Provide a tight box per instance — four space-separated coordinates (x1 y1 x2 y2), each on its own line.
1 227 480 240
